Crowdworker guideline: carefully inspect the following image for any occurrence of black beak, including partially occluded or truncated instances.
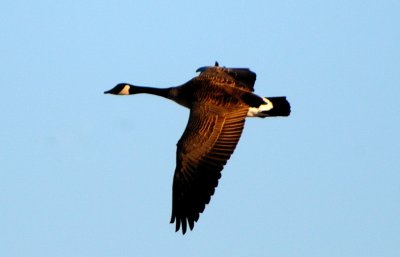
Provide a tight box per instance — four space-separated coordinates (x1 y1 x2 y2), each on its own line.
104 89 111 94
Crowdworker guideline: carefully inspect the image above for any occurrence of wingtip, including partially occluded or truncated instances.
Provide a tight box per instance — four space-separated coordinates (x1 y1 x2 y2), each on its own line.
188 219 195 231
196 61 220 73
181 218 187 234
171 215 194 235
196 66 207 73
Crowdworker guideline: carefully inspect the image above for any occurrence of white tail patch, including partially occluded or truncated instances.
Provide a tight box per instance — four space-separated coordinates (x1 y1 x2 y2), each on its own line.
247 97 274 117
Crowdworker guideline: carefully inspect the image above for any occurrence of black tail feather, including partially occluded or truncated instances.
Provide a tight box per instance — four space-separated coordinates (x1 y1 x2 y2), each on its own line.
262 97 291 117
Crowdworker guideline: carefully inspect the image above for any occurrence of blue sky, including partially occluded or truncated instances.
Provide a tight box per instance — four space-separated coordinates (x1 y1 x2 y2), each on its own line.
1 0 399 256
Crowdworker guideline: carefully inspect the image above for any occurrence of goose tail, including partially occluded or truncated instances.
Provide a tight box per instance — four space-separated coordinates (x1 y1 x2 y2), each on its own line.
247 96 291 118
262 96 291 117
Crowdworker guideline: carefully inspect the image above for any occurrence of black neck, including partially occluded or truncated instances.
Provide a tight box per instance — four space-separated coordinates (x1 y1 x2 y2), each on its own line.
130 85 171 98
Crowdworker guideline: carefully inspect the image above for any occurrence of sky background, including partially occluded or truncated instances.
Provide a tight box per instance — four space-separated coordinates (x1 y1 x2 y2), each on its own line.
1 0 399 256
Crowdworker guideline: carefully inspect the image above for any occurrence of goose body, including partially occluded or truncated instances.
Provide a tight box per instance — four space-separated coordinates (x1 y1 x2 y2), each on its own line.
104 63 290 234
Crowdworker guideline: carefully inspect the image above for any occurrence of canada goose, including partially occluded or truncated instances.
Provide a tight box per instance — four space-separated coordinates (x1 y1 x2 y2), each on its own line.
104 62 290 234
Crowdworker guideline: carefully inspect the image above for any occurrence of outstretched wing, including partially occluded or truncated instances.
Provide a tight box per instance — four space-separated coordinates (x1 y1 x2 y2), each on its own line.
196 63 257 92
170 104 248 234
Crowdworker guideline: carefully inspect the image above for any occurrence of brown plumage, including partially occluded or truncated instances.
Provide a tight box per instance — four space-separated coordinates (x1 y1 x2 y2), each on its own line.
104 62 290 234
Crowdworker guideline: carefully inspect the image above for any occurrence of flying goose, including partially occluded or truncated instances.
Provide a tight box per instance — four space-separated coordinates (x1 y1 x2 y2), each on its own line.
104 62 290 234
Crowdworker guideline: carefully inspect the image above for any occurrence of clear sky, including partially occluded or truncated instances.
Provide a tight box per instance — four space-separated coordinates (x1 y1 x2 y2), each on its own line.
1 0 399 256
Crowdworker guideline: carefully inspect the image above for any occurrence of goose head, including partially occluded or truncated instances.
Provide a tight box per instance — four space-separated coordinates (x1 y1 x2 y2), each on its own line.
104 83 133 95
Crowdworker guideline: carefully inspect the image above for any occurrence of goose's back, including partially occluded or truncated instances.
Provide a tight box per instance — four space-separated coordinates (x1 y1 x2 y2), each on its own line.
171 66 257 109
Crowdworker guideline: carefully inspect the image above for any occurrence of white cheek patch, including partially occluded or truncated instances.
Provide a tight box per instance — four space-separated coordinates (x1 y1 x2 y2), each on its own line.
119 85 130 95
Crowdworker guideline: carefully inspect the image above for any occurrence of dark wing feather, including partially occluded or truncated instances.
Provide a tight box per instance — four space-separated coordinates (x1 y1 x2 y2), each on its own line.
170 104 248 234
196 65 257 92
224 67 256 91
